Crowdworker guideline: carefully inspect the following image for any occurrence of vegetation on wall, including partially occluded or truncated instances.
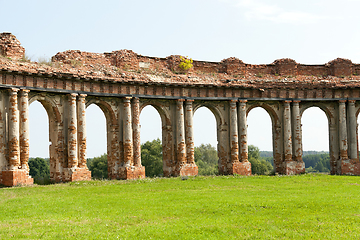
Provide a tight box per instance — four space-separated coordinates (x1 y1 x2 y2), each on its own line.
178 56 193 72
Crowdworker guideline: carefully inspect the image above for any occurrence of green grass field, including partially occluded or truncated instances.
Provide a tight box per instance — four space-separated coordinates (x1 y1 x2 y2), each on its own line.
1 174 360 239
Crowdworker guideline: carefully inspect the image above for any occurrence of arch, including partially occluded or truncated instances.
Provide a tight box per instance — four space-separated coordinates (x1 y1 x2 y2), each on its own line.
246 102 279 125
139 100 172 177
28 93 63 181
86 98 117 126
301 105 331 173
247 106 273 151
193 102 225 128
299 102 334 125
86 98 119 179
139 100 171 127
29 94 61 123
193 105 218 175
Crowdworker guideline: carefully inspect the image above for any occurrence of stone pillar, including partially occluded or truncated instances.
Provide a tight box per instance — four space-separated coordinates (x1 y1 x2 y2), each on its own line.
292 101 302 161
123 97 133 166
238 100 248 162
19 89 30 170
132 97 141 167
348 100 357 160
8 88 20 170
176 99 186 166
339 100 348 160
68 93 78 169
77 94 87 168
229 100 239 163
185 99 195 164
283 101 292 162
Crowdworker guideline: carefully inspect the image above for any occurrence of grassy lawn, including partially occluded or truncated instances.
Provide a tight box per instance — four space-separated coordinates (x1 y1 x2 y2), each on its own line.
0 174 360 239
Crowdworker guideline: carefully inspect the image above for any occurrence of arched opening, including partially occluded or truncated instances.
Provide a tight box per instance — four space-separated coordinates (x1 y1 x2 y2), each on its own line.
140 105 162 177
247 107 274 174
85 103 107 179
193 106 218 175
301 106 330 173
29 100 50 184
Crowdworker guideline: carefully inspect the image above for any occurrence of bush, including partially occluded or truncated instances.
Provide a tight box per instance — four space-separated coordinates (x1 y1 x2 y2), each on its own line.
88 154 108 179
28 157 51 185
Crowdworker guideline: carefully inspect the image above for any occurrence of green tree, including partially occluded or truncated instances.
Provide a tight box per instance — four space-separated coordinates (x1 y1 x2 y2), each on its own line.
88 154 108 179
28 157 51 184
141 139 163 177
248 145 273 175
194 144 218 175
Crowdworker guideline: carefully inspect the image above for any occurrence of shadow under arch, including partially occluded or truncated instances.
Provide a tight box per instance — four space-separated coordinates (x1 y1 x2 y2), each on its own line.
86 98 118 179
29 94 62 181
139 101 172 176
300 103 333 173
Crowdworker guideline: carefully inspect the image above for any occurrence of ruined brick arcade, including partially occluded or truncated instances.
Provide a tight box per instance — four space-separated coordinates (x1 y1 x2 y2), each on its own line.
1 33 360 186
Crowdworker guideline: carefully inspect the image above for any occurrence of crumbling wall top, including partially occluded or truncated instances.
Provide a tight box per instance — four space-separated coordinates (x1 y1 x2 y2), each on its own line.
0 33 25 60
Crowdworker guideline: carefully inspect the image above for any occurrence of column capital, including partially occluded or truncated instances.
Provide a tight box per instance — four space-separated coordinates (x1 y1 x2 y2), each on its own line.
284 100 292 104
69 93 78 98
8 88 19 94
339 100 347 103
123 96 132 101
239 100 248 103
185 99 194 103
348 100 356 104
132 97 140 103
293 100 301 104
79 93 87 98
176 99 185 103
20 89 30 96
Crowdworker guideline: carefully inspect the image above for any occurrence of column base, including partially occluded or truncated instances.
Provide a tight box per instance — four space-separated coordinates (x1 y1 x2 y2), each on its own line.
178 163 198 176
229 161 251 176
1 169 34 187
112 166 145 180
338 159 360 175
280 161 305 175
62 168 92 182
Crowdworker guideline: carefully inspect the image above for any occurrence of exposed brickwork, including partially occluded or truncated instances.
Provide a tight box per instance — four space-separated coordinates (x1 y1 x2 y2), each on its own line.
1 170 33 186
229 161 251 176
1 33 360 186
0 33 25 60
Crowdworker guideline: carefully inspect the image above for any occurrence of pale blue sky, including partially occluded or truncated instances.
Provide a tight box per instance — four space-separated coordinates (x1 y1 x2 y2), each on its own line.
2 0 360 157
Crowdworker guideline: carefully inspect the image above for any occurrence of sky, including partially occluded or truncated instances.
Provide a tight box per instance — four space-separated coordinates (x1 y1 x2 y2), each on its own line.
2 0 360 157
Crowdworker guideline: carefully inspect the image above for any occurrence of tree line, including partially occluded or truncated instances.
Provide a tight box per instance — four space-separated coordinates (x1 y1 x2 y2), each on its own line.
28 140 331 182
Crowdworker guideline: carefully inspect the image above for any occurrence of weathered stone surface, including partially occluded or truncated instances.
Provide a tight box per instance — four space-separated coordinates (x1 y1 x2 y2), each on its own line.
0 32 360 186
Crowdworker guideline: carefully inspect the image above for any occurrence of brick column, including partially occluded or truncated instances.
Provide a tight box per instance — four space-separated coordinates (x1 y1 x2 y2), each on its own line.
19 89 30 170
8 88 20 170
339 100 348 160
229 100 239 163
238 100 248 162
185 99 195 164
348 100 357 160
123 97 133 166
292 101 302 161
68 93 78 169
283 101 292 162
77 94 87 168
132 97 141 167
176 99 186 165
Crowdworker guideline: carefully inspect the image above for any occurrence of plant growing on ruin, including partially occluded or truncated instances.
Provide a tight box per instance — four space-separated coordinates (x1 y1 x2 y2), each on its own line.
179 56 193 72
